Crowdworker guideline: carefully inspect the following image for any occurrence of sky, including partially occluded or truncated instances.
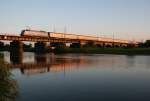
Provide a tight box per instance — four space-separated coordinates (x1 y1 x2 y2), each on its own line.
0 0 150 41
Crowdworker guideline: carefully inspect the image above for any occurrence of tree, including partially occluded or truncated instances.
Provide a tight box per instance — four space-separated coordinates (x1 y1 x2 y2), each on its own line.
144 40 150 48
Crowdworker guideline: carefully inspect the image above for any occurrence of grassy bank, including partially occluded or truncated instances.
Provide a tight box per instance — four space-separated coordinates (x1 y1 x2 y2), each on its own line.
54 48 150 55
0 53 18 101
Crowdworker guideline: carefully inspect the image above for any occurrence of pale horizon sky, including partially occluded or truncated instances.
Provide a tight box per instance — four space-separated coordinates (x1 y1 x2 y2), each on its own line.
0 0 150 41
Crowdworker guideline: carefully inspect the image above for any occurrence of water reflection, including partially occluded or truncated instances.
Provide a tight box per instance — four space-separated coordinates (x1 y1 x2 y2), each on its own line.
7 53 103 76
2 52 150 101
0 55 18 101
10 51 23 64
3 52 150 76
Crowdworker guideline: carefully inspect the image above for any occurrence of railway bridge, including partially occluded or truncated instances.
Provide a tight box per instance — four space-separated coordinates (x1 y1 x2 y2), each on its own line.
0 31 138 55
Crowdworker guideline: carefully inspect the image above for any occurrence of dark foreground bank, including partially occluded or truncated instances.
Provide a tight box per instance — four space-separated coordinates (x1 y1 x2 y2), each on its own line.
0 53 18 101
54 48 150 55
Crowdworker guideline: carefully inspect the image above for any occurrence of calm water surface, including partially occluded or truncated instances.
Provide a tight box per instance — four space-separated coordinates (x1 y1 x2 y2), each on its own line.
2 52 150 101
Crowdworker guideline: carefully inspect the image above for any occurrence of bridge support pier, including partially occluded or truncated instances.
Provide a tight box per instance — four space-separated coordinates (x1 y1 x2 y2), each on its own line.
0 41 4 51
50 42 66 48
70 43 81 48
120 44 128 48
34 42 47 53
10 41 23 64
104 43 113 48
95 42 104 48
113 43 121 48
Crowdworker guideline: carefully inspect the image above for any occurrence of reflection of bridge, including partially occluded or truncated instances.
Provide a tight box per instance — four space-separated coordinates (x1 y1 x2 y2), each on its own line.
5 51 140 76
7 57 97 75
7 62 85 75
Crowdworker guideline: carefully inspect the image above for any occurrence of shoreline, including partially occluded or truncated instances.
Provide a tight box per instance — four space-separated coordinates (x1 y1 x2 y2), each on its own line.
54 48 150 55
1 48 150 55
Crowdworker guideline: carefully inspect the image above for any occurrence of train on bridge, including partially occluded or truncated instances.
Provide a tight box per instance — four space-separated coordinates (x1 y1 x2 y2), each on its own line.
21 29 130 44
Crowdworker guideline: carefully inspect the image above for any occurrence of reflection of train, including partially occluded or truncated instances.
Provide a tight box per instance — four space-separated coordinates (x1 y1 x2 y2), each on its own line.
21 29 129 43
22 68 47 76
12 58 95 76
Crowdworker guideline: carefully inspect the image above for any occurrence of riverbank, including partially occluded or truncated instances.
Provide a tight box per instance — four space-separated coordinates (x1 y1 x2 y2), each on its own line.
0 52 18 101
1 47 150 55
54 48 150 55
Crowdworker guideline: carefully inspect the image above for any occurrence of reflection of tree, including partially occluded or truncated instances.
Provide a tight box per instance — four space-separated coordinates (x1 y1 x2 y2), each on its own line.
0 56 18 101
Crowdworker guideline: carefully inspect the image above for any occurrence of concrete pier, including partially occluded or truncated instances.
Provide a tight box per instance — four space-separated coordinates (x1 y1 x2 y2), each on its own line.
50 42 66 48
34 42 46 53
10 41 23 64
70 43 81 48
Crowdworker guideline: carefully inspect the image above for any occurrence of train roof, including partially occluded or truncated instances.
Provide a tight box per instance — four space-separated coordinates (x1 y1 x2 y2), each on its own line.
23 29 47 33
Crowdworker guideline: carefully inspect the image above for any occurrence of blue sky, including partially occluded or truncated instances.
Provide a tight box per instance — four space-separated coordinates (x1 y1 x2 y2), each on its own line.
0 0 150 41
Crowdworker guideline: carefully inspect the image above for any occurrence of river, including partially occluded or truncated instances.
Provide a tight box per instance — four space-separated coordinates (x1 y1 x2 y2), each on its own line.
1 52 150 101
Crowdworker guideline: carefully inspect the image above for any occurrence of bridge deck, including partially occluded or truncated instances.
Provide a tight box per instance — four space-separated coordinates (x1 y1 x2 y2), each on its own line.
0 35 131 44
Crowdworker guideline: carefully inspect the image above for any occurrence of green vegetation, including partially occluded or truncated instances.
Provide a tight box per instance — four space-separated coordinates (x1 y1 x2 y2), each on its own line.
54 40 150 55
1 39 150 55
55 48 150 55
0 54 18 101
139 40 150 48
